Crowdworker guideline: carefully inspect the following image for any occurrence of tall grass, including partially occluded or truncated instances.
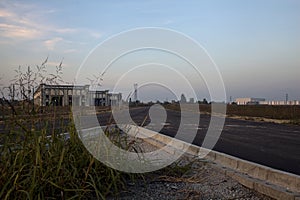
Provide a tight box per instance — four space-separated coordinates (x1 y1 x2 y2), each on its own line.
0 60 139 199
0 59 218 199
0 120 136 199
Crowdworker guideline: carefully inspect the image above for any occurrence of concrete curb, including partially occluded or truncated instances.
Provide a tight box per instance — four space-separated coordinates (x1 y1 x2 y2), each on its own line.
129 125 300 200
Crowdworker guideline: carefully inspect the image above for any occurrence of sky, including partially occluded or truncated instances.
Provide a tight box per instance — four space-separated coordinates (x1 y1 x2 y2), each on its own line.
0 0 299 102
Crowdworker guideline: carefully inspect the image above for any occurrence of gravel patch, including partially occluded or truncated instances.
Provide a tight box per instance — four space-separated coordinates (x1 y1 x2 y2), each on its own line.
106 140 274 200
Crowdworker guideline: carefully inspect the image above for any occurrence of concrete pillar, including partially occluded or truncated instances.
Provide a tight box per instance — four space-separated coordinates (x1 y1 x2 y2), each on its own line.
78 97 81 106
63 89 68 106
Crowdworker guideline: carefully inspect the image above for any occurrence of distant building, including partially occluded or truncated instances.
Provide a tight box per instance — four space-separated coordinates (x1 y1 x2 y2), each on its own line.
171 100 177 104
34 84 122 107
189 98 194 104
235 97 300 106
180 94 187 103
235 98 265 105
259 100 300 106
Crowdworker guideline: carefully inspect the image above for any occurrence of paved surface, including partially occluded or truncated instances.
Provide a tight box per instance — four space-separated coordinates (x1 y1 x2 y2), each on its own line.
94 106 300 176
2 106 300 175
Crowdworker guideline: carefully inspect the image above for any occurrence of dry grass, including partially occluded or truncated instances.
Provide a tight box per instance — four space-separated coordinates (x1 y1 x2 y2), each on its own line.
0 60 142 199
165 103 300 124
0 113 142 199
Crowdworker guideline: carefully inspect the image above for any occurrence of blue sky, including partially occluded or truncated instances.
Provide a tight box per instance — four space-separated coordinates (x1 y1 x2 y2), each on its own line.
0 0 299 101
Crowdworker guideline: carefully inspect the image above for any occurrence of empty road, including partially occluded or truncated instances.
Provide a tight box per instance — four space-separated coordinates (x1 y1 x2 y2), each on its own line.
2 106 299 175
93 106 300 175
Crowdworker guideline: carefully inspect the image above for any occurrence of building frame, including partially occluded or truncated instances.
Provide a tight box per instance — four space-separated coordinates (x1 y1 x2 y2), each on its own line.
34 84 122 107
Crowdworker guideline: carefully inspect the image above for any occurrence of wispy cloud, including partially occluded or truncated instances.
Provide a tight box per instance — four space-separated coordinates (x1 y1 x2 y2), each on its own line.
63 49 78 54
44 37 63 50
88 30 102 39
0 23 41 39
0 9 14 17
55 28 77 34
0 7 42 40
0 2 102 43
163 19 174 25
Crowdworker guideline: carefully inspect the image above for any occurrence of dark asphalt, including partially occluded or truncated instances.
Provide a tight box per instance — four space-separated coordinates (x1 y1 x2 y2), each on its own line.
95 106 300 176
1 106 300 175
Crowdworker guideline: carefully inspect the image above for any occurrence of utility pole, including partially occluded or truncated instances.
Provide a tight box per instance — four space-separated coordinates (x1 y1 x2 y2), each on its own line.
286 93 288 105
12 84 15 102
134 83 138 102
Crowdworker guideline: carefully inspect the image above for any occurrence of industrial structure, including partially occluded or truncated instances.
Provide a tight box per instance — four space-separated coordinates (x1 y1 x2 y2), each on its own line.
235 97 300 105
259 100 300 106
235 98 266 105
34 84 122 107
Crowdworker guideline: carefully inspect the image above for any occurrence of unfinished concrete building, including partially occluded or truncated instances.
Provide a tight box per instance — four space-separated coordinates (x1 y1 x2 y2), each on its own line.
34 84 122 107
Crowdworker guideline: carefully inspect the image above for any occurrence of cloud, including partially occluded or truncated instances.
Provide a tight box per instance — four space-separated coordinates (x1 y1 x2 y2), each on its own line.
164 19 174 25
0 9 13 17
0 1 103 58
0 23 41 39
0 7 42 40
0 5 53 40
44 37 63 50
0 6 101 42
88 30 102 39
55 28 77 34
63 49 78 54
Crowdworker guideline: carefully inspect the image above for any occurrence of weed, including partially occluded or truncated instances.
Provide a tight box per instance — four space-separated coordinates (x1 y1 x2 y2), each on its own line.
0 60 141 199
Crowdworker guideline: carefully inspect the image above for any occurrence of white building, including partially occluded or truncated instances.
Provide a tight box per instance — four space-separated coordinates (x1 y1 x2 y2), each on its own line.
259 100 300 106
235 98 265 105
235 97 300 106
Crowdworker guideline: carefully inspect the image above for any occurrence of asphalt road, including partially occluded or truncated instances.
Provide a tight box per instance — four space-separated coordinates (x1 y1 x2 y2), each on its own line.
92 106 300 176
1 106 300 175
